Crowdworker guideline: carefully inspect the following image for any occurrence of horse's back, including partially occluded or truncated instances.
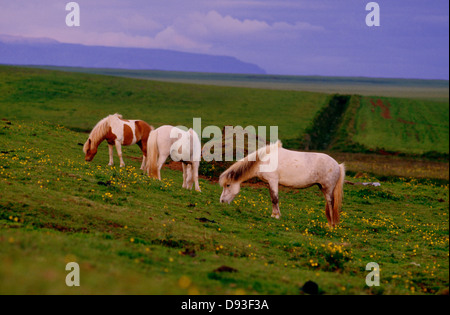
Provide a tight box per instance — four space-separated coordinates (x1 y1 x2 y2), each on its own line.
276 149 340 188
156 125 174 132
134 120 153 141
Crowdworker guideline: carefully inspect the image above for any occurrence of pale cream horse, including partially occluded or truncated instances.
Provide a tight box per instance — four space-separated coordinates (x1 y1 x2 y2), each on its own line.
146 125 202 191
219 141 345 227
83 113 153 169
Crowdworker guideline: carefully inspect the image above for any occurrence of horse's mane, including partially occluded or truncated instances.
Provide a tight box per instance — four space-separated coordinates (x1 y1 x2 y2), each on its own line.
219 141 281 186
83 113 122 153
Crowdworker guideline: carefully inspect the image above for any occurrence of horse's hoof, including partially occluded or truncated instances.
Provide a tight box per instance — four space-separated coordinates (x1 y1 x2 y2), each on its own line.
271 214 280 219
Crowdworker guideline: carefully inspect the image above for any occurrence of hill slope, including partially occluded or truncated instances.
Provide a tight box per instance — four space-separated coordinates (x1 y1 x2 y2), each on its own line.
0 119 448 294
0 35 265 74
0 65 325 146
0 66 448 295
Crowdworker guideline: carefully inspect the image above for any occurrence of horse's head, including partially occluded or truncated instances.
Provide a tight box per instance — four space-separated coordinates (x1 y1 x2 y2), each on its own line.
83 138 97 162
219 171 241 204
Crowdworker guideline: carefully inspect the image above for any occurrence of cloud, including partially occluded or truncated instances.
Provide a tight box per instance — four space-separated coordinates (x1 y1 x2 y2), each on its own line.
179 10 324 39
48 10 323 54
413 14 449 25
210 0 332 10
191 10 270 35
0 1 324 54
117 14 164 33
47 28 209 52
152 26 211 51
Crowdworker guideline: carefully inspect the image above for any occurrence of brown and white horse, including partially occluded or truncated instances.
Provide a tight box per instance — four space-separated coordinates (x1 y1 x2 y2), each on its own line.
219 141 345 227
83 113 154 169
146 125 202 191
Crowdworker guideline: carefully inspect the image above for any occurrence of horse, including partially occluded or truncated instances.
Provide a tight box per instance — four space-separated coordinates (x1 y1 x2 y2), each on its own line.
219 141 345 227
83 113 154 169
146 125 202 192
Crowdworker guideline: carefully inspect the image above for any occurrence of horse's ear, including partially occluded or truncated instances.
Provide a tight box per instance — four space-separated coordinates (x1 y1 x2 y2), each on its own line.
88 138 92 150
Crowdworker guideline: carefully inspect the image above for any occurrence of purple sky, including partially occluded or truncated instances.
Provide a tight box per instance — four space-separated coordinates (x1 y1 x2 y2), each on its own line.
0 0 448 79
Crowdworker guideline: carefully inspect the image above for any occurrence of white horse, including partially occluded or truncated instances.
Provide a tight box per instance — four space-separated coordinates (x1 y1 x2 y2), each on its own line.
146 125 202 191
219 141 345 227
83 113 154 169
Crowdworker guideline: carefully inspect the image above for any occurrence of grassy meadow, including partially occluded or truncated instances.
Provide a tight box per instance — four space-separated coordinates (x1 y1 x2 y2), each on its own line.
0 65 327 146
32 66 450 100
0 65 448 295
351 96 449 155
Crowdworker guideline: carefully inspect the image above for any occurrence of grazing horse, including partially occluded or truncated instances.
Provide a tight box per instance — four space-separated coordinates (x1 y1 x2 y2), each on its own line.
219 141 345 227
83 113 154 169
146 125 202 191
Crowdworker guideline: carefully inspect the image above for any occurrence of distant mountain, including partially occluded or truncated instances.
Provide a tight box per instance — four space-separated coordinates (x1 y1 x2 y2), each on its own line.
0 35 265 74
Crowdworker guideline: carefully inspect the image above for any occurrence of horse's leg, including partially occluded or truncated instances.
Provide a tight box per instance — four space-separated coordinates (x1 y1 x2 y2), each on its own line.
320 186 334 227
269 181 281 219
156 152 168 180
182 163 187 188
193 161 201 192
185 164 194 190
115 141 125 167
140 155 146 170
108 144 114 166
137 141 146 170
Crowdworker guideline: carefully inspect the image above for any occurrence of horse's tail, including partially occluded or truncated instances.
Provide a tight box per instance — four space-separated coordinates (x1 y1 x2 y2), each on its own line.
146 129 159 178
332 163 345 225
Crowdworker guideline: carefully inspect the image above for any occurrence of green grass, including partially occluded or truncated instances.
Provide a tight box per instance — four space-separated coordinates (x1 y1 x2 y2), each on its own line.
350 97 449 155
0 119 448 294
330 95 449 159
2 65 448 156
31 65 450 100
0 65 448 295
0 65 327 147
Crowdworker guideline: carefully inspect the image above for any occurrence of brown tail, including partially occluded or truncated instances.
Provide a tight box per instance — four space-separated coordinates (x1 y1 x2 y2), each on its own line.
332 163 345 225
146 129 159 178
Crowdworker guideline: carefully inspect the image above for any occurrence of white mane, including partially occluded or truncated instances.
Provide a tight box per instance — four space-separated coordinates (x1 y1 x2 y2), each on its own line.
83 113 122 153
219 140 282 185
